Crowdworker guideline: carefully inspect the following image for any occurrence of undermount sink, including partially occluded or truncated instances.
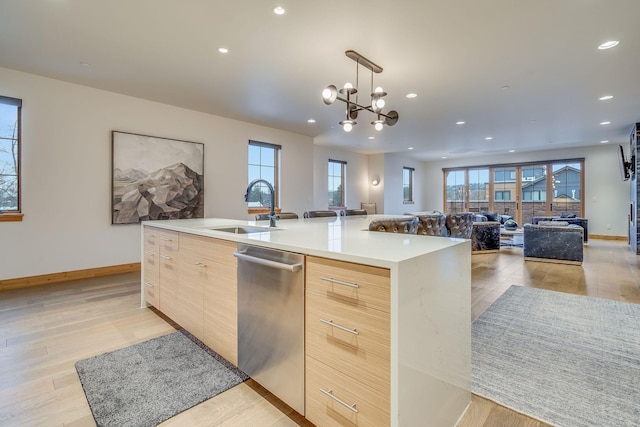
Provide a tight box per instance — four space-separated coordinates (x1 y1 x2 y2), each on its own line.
205 225 279 234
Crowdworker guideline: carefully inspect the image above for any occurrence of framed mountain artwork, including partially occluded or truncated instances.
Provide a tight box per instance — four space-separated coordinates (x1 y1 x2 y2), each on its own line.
111 131 204 224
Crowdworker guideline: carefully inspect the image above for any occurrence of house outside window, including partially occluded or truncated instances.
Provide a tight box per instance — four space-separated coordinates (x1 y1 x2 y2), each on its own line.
247 140 280 212
328 159 346 208
495 190 511 201
403 166 414 203
0 95 22 221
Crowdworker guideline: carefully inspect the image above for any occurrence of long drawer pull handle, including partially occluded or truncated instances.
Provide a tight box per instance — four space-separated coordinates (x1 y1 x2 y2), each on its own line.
319 389 359 413
320 277 359 288
160 237 173 241
144 251 155 256
144 282 154 288
233 251 302 272
160 255 173 260
320 319 359 335
195 262 207 267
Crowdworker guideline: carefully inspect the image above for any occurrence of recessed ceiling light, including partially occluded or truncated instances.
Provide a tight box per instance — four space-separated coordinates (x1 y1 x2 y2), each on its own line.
441 156 447 159
599 95 614 101
485 136 493 140
307 119 316 123
218 47 229 54
508 149 515 153
456 121 465 125
408 147 414 150
273 6 285 15
600 121 611 125
598 40 619 50
368 136 375 140
600 140 609 144
501 85 510 90
406 93 418 99
79 61 91 68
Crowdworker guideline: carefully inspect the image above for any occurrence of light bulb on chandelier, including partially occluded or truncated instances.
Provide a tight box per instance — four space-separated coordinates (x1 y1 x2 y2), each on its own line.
322 50 398 132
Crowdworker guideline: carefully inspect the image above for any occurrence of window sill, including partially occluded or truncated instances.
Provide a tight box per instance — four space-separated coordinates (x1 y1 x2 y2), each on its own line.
403 201 415 204
0 213 24 222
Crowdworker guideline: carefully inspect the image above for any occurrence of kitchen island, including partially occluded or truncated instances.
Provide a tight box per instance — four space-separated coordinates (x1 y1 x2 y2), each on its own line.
141 215 471 427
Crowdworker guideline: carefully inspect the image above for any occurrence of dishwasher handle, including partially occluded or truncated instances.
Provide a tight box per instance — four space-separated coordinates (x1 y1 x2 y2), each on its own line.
233 250 302 272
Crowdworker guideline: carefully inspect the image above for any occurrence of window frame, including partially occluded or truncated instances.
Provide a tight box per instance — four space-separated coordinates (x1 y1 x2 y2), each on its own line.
247 140 281 214
0 95 23 222
443 158 584 224
403 166 415 203
328 159 346 209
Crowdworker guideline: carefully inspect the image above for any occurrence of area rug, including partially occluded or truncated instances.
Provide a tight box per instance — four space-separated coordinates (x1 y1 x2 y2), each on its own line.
75 330 248 427
472 285 640 427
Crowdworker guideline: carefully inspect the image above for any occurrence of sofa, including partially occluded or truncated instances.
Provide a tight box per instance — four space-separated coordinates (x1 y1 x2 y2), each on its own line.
405 211 447 236
531 216 588 242
471 221 501 253
523 222 583 264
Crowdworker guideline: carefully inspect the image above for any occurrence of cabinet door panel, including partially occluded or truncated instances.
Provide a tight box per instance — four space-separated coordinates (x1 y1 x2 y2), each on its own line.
306 256 390 313
306 291 390 391
306 356 390 427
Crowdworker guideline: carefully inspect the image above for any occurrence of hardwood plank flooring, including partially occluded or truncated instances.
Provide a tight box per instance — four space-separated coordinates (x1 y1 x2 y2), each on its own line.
0 239 637 426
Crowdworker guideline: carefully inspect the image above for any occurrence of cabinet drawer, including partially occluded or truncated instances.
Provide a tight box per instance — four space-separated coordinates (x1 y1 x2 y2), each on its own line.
306 256 390 313
142 279 159 307
144 227 179 248
180 233 236 263
306 291 390 391
306 356 390 427
143 249 159 281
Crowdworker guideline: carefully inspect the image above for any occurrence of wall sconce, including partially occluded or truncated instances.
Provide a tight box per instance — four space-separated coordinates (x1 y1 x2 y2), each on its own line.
371 178 380 186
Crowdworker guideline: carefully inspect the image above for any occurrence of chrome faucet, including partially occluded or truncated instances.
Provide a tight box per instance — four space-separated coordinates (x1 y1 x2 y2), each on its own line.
244 179 278 227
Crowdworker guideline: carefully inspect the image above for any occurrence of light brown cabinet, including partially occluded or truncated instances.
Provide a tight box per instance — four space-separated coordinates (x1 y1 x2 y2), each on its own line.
305 256 391 427
179 233 238 363
142 227 179 310
143 228 238 366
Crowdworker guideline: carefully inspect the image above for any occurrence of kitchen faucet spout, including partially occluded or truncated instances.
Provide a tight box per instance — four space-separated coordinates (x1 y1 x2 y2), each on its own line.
244 179 277 227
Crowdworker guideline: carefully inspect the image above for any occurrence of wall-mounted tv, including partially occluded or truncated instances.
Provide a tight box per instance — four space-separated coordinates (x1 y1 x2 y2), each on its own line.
619 144 635 181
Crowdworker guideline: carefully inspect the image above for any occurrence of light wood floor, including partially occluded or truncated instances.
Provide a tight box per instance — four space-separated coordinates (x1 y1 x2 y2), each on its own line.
0 239 638 426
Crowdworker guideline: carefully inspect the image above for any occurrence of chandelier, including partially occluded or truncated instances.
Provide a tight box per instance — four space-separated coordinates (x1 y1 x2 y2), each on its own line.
322 50 399 132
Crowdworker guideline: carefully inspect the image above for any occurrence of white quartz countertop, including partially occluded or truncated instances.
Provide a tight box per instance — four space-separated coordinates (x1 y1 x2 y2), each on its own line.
143 215 468 268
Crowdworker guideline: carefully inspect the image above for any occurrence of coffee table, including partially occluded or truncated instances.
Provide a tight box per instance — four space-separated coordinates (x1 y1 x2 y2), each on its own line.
500 228 524 247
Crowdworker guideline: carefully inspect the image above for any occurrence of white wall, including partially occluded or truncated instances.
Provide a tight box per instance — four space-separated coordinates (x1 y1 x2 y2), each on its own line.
382 152 428 215
422 145 629 237
312 145 370 211
368 154 385 213
0 67 313 280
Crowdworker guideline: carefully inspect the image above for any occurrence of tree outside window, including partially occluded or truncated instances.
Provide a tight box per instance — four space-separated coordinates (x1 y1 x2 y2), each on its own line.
403 167 414 203
328 159 346 208
0 96 21 214
247 140 280 211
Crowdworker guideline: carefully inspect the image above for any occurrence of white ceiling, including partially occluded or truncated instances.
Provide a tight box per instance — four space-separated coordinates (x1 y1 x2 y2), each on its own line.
1 0 639 160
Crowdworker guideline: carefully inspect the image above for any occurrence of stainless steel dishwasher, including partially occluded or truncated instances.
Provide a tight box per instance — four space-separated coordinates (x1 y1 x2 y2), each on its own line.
234 243 305 415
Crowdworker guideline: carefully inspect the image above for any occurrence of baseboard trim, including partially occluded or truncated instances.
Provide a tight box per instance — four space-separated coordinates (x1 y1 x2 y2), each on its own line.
0 263 141 292
590 234 627 241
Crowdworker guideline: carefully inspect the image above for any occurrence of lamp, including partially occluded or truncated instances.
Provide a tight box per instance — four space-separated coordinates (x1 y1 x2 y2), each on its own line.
371 177 380 186
322 50 399 132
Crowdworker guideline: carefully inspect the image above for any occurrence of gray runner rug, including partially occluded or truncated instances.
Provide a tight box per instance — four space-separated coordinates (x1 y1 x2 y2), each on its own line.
75 330 248 427
472 285 640 427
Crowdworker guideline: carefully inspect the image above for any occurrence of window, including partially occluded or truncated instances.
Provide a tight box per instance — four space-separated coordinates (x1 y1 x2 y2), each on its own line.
247 140 280 212
403 167 414 203
0 96 22 221
443 158 583 225
495 190 511 201
328 159 346 208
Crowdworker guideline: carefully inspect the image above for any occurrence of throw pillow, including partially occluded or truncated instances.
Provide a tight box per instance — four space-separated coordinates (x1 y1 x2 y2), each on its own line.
483 212 500 222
